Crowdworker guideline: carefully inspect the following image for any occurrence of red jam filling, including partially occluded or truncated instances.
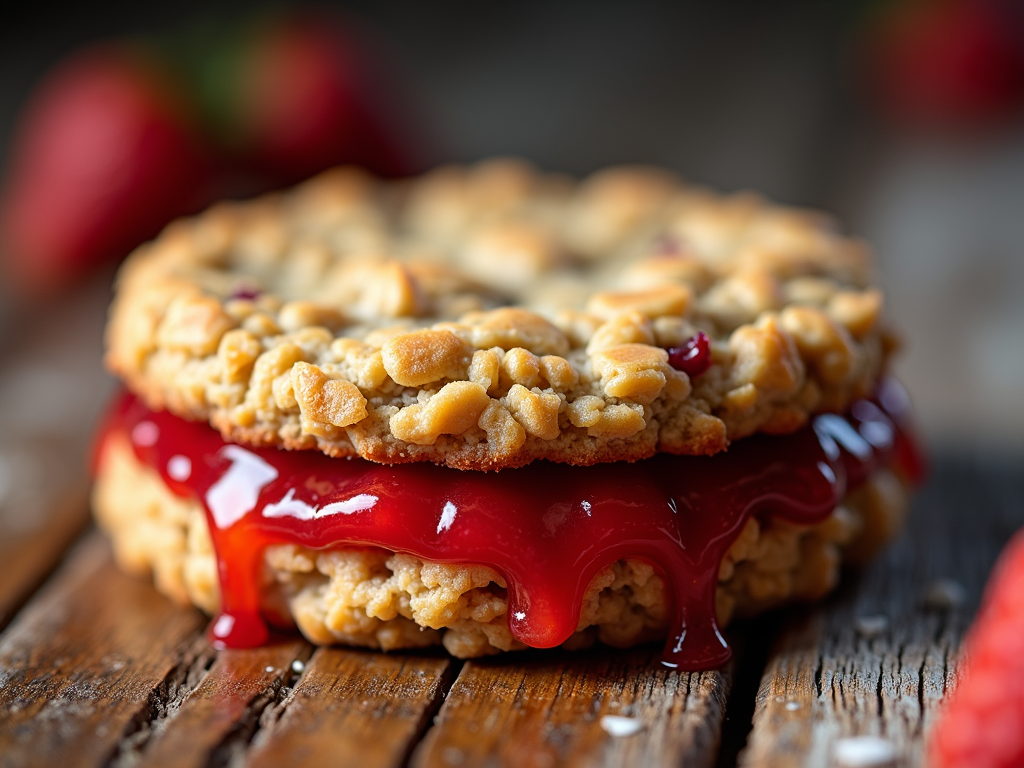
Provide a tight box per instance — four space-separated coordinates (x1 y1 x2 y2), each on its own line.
667 332 712 378
98 380 921 670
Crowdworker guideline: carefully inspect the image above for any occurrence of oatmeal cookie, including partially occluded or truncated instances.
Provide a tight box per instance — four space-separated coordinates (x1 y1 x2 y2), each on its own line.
106 160 890 470
93 431 910 657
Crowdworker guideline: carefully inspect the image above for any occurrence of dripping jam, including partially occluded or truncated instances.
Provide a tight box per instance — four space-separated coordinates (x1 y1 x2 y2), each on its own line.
99 381 921 671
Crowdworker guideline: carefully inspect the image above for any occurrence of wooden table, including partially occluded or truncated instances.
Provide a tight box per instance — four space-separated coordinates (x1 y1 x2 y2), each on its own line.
0 289 1020 768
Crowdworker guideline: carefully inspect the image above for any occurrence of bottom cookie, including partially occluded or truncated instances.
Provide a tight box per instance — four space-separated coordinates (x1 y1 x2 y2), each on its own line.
92 427 909 659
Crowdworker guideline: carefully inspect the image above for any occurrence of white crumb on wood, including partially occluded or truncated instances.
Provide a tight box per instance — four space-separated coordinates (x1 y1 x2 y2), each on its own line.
833 736 897 767
600 715 642 737
855 615 890 639
924 578 967 610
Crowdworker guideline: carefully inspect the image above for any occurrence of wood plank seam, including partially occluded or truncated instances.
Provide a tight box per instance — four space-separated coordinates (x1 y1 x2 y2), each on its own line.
394 657 462 768
107 634 217 766
0 535 210 767
242 647 454 768
204 643 317 767
714 621 782 768
411 649 733 768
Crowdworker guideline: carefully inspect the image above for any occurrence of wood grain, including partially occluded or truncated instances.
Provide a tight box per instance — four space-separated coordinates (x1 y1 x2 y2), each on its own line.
0 534 208 768
126 638 312 768
0 533 453 768
0 279 113 631
412 647 732 768
244 647 453 768
740 454 1024 767
0 474 89 631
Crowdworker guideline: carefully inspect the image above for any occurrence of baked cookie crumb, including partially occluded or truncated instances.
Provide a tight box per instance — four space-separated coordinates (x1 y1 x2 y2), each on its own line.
106 160 888 470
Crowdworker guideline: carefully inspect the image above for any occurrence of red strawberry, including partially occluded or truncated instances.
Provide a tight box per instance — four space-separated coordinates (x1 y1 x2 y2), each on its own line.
0 46 211 294
929 529 1024 767
864 0 1024 124
0 14 425 295
192 12 425 183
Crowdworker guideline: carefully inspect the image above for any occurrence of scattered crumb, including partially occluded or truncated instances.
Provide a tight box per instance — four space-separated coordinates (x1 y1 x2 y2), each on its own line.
785 701 802 711
290 659 305 674
264 666 275 673
855 614 889 639
834 735 897 767
441 746 464 765
600 715 643 737
924 578 967 611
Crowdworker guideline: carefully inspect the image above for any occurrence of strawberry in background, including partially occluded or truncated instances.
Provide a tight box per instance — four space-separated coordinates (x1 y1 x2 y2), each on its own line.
0 10 426 296
0 47 210 294
929 529 1024 768
862 0 1024 126
192 13 418 184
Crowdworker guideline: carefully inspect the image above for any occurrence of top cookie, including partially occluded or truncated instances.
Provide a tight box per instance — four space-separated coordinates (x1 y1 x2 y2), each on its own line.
106 159 891 471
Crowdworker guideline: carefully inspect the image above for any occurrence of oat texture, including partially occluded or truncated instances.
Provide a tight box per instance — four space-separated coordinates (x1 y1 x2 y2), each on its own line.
107 160 892 469
93 432 910 658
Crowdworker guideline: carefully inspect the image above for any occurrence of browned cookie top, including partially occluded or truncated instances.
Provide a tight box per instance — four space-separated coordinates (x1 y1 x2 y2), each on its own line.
106 159 890 470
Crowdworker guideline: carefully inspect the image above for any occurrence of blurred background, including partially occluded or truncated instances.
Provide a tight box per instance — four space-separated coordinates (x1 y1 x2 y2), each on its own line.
0 0 1022 466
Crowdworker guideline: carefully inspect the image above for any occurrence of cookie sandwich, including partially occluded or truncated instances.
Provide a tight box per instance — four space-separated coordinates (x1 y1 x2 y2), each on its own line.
93 160 922 669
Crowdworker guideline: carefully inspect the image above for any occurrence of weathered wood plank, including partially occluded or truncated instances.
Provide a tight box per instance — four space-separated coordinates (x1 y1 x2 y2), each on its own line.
740 455 1024 768
412 647 732 768
0 477 90 631
0 534 208 768
243 647 453 768
126 639 312 768
0 531 452 768
0 279 113 630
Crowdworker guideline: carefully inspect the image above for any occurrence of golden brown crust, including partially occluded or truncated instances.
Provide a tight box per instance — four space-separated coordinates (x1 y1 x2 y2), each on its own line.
106 160 888 470
92 432 910 657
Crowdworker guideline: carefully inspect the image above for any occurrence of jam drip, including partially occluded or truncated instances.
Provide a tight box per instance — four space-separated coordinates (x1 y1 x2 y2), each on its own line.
102 380 918 670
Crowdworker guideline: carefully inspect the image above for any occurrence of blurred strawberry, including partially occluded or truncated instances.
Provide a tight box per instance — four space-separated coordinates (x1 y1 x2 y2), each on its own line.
0 12 426 295
187 12 425 184
0 47 212 294
864 0 1024 125
929 529 1024 767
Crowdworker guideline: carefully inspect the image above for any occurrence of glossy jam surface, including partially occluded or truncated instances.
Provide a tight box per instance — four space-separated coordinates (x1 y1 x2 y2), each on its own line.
667 332 712 378
101 381 918 670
